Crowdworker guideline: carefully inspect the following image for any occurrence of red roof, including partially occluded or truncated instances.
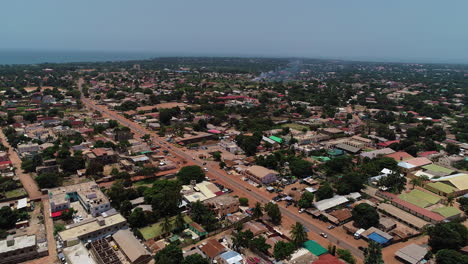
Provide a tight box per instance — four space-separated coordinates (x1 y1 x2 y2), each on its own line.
314 254 344 264
385 151 414 161
0 161 12 166
51 209 70 218
391 196 445 222
418 151 438 157
377 140 400 147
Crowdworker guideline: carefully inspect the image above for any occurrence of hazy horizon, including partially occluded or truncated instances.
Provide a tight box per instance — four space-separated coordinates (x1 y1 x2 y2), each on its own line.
2 1 468 64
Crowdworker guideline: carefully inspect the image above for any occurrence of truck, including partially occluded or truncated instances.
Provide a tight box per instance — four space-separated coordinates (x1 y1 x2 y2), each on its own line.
354 228 365 239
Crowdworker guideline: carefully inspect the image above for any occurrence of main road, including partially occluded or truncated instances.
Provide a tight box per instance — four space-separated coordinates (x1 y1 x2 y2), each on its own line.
78 78 364 260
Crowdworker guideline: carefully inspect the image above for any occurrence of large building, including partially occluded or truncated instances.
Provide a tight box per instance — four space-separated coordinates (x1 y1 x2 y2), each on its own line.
112 229 152 264
48 181 112 217
204 195 239 218
58 213 127 247
244 165 278 185
0 235 48 264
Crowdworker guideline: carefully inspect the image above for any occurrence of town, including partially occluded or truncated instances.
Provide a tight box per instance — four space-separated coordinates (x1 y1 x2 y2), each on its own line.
0 57 467 264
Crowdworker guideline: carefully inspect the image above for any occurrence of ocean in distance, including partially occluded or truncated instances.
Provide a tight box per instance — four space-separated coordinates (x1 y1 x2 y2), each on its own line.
0 50 160 65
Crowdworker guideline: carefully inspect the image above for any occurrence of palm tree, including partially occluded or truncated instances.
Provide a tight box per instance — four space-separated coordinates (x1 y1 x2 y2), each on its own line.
410 178 422 189
291 222 308 248
447 195 455 206
252 202 263 219
161 216 172 237
174 213 185 232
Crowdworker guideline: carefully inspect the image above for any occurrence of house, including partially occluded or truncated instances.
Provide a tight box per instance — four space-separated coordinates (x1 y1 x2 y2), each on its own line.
16 143 40 156
200 239 226 261
328 209 352 225
204 195 240 218
48 181 112 217
217 251 244 264
85 148 117 165
395 244 428 264
360 148 395 160
0 235 48 264
187 222 208 238
287 248 317 263
242 221 268 236
112 229 151 264
385 151 414 162
244 165 278 185
314 195 349 212
219 140 240 153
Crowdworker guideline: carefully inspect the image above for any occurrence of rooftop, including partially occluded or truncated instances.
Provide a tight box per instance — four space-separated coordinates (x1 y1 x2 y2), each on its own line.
0 235 36 254
58 213 126 242
395 244 428 264
112 229 150 263
432 206 462 218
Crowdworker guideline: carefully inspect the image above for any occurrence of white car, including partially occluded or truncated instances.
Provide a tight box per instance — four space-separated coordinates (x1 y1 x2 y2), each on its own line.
320 233 327 238
204 167 208 171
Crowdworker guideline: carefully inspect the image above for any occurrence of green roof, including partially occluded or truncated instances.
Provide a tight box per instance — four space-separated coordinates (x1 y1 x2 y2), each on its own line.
422 164 454 175
432 207 462 218
327 149 344 156
311 156 331 162
303 240 327 256
426 182 456 194
398 189 441 208
269 136 283 143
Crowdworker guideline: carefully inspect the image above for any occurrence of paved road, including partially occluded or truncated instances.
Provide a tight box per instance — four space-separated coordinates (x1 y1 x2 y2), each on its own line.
78 78 364 260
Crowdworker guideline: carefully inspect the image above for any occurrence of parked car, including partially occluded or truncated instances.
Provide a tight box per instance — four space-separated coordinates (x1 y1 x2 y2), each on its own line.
327 225 335 229
320 233 327 238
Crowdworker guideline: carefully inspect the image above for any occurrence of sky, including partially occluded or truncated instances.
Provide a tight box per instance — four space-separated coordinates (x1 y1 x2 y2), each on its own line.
1 0 468 63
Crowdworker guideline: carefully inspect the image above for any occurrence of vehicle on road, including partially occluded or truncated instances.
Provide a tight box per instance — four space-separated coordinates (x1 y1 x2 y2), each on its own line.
327 225 335 229
320 232 327 238
204 167 208 172
246 188 252 191
299 208 305 213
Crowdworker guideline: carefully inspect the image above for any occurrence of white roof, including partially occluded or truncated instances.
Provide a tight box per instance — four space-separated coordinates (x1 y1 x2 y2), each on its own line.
381 168 393 175
262 136 276 145
17 198 28 209
314 195 349 211
398 161 416 169
305 187 317 193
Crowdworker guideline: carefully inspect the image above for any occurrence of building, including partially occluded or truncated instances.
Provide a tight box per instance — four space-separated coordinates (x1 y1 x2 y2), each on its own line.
360 148 395 160
219 140 240 153
0 235 47 264
199 239 226 261
112 229 152 264
244 165 278 185
204 195 240 218
314 195 349 212
85 148 117 166
395 244 428 264
49 181 112 217
16 143 40 156
114 127 133 142
287 248 317 263
58 213 127 247
217 251 244 264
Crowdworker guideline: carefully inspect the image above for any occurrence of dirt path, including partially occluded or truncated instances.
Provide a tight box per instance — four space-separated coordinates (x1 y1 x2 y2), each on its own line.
0 130 42 200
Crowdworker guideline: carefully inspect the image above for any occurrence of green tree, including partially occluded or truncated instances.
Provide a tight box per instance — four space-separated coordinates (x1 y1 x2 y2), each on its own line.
337 249 356 264
174 213 185 232
61 208 76 221
154 243 183 264
161 216 172 236
144 180 182 217
252 202 263 219
0 206 19 229
291 222 308 248
297 191 314 208
377 171 406 194
289 159 313 178
265 202 282 225
232 230 254 251
128 208 147 228
181 254 209 264
36 172 60 188
239 197 249 206
315 183 334 201
120 200 133 217
249 236 271 254
352 204 379 229
274 241 295 260
212 151 222 161
428 222 468 252
177 165 205 184
364 241 384 264
446 143 460 155
435 249 468 264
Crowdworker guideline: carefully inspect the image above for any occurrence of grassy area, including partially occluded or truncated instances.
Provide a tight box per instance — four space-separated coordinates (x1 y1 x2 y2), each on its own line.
133 178 158 187
282 123 308 131
139 215 192 240
5 188 27 199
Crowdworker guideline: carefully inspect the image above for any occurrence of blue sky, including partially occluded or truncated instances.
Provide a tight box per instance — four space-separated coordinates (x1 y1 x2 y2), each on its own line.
1 0 467 62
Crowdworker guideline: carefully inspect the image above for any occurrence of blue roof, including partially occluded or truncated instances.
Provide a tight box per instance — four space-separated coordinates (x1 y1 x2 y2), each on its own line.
368 232 390 244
